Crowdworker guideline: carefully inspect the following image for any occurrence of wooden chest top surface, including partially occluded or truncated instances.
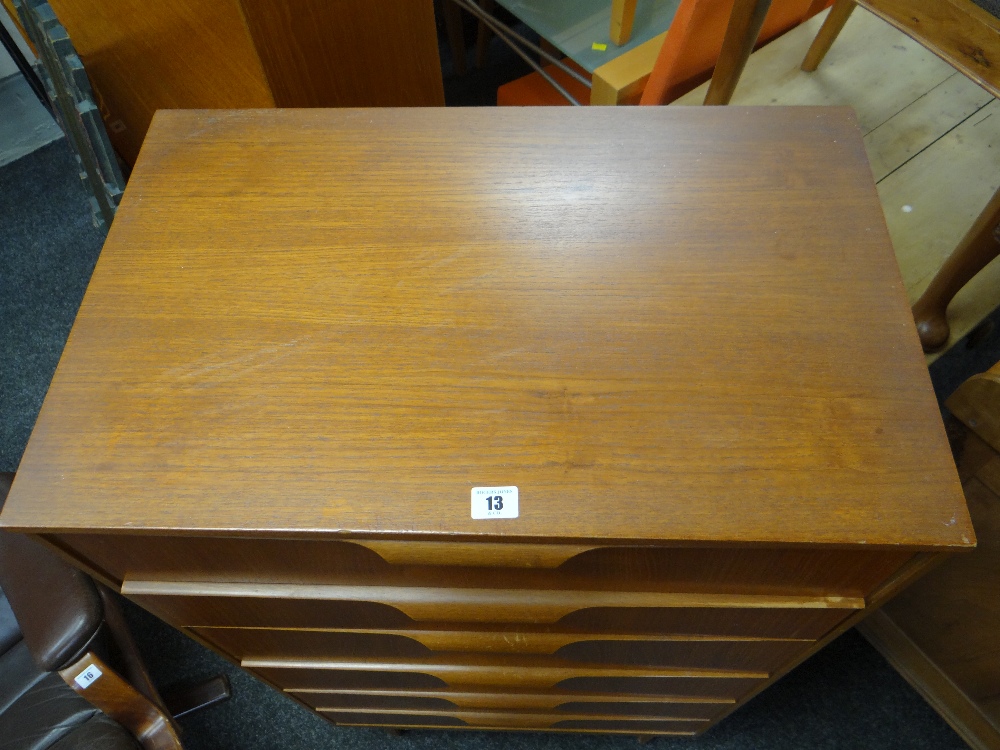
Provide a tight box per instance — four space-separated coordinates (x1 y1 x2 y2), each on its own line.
0 107 972 548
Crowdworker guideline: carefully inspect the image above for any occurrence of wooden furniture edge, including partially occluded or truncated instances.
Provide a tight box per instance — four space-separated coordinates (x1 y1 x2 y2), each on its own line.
330 721 698 735
122 579 866 622
59 652 183 750
946 362 1000 452
611 0 639 45
696 551 950 728
318 705 711 726
591 31 667 105
858 609 1000 750
858 0 1000 98
287 686 737 706
240 655 769 681
193 625 810 648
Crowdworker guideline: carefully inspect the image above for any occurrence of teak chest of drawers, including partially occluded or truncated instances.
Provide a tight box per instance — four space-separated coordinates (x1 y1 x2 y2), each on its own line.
0 107 974 737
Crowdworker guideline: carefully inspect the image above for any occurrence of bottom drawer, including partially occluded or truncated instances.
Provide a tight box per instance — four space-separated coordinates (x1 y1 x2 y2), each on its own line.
323 709 704 733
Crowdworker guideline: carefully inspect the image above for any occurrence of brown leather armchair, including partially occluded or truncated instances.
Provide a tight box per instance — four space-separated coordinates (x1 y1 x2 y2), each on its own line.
0 473 225 750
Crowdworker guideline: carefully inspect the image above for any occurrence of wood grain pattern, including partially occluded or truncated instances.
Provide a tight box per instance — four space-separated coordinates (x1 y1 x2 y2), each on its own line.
122 592 854 638
1 107 970 551
672 7 1000 362
258 665 764 698
193 626 810 655
802 0 1000 97
241 654 769 688
353 540 596 568
123 580 864 624
858 0 1000 98
25 0 444 164
192 626 808 673
238 0 444 107
41 0 275 164
61 534 912 598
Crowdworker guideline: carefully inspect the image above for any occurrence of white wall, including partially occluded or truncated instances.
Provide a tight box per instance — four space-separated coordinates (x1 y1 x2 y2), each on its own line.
1 7 35 80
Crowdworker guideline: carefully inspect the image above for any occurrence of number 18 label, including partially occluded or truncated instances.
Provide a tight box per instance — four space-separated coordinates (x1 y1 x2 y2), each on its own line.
471 486 518 519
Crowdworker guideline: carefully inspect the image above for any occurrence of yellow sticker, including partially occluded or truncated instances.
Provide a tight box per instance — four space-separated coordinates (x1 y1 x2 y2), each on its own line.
592 42 608 51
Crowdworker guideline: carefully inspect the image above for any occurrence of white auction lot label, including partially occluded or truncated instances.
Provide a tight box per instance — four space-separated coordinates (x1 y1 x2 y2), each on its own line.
74 664 102 689
471 486 519 519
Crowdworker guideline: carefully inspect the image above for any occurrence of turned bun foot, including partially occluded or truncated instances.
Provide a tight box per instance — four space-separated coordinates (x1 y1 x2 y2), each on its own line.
913 307 950 352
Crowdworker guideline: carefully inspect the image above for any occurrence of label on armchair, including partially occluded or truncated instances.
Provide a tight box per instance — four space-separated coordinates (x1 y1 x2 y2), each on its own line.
74 664 102 689
471 486 519 519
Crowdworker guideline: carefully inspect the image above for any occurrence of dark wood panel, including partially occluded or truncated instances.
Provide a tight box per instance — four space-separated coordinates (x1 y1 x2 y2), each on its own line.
557 701 723 719
554 639 805 671
880 474 1000 703
242 654 767 690
320 707 706 731
253 667 446 691
299 692 460 712
239 0 444 107
194 627 807 673
58 533 908 598
299 691 727 720
326 712 465 727
557 676 761 699
256 665 761 699
132 591 849 639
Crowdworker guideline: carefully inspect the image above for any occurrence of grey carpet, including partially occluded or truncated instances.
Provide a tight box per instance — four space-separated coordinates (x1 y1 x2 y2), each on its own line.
0 137 104 471
3 126 998 749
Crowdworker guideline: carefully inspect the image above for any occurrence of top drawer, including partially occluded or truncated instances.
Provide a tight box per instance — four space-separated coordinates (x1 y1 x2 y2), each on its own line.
53 533 910 600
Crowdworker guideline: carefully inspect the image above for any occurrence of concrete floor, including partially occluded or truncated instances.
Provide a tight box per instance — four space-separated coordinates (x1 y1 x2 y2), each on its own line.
0 73 61 167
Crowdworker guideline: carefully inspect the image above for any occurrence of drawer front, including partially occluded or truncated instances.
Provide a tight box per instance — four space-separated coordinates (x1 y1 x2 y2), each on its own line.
243 654 767 691
126 579 861 626
131 591 850 639
254 665 763 699
59 533 910 599
297 691 728 720
322 710 703 733
194 626 808 673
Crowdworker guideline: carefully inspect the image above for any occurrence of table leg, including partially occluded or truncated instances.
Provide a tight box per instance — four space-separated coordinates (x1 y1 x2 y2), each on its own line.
801 0 857 71
912 185 1000 352
704 0 772 105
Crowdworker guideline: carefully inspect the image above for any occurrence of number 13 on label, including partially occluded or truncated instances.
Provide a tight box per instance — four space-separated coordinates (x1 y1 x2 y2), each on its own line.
471 486 518 519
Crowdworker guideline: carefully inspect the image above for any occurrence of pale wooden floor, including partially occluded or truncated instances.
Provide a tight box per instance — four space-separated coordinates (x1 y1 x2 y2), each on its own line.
673 7 1000 363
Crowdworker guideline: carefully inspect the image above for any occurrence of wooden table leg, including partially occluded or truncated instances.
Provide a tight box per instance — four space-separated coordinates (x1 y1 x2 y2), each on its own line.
703 0 773 105
912 185 1000 352
801 0 857 71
